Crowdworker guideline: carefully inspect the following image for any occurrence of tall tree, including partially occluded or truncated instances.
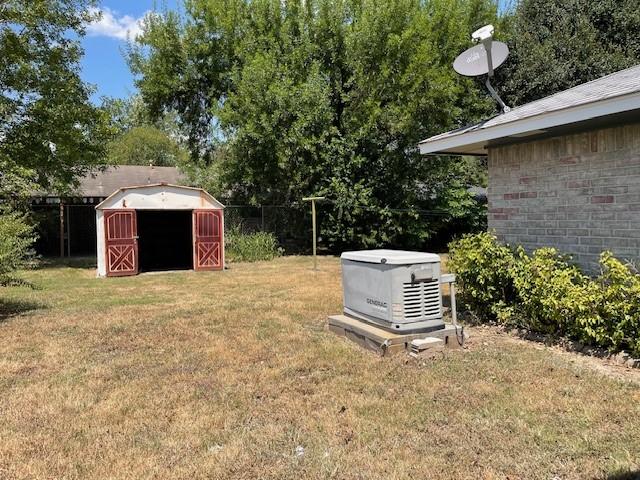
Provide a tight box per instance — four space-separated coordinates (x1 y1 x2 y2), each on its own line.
497 0 640 107
107 125 189 167
130 0 497 249
101 95 189 167
0 0 110 198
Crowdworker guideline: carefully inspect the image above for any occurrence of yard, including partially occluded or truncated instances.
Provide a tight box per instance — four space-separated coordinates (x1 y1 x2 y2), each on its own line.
1 256 639 480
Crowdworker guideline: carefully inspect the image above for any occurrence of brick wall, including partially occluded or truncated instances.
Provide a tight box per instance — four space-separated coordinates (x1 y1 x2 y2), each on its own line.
487 122 640 273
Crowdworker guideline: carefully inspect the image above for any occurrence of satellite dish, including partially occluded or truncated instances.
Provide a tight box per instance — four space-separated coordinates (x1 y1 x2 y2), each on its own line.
452 24 511 113
453 42 509 77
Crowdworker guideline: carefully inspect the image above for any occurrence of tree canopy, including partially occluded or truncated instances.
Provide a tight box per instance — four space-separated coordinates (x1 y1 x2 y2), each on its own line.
498 0 640 106
0 0 110 197
124 0 640 250
106 125 189 167
130 0 497 249
101 95 189 167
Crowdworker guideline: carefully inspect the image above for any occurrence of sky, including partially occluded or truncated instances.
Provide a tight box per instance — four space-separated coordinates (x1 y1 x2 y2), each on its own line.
82 0 181 103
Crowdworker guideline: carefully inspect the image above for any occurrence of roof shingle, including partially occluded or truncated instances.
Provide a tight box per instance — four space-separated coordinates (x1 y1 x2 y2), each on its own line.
37 166 186 198
419 64 640 153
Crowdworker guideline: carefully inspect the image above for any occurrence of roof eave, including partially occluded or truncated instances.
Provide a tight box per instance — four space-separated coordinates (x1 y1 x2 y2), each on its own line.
419 91 640 155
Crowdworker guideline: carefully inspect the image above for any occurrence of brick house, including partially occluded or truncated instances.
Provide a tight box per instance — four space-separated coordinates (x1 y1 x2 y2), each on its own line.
418 64 640 272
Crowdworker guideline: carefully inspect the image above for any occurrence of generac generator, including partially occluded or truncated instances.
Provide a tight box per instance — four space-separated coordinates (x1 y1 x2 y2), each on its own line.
340 250 444 333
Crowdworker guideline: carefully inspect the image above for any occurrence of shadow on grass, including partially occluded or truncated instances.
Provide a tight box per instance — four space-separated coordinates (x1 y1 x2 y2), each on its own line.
601 471 640 480
0 298 46 323
37 256 96 269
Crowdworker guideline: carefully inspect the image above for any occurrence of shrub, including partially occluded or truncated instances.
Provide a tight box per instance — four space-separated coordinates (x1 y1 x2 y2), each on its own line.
448 233 640 356
510 248 601 337
0 207 37 285
225 226 282 263
448 232 517 321
597 253 640 356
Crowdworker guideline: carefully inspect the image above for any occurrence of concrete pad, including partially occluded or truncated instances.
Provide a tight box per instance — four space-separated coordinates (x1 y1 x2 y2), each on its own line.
327 314 465 356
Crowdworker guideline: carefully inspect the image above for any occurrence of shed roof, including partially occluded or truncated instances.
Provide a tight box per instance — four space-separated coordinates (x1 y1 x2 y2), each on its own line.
419 64 640 155
78 165 184 197
95 183 225 210
37 165 185 198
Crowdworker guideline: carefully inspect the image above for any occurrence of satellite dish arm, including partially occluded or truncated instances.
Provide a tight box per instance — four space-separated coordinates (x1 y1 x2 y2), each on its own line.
481 38 510 113
483 38 495 77
485 77 510 113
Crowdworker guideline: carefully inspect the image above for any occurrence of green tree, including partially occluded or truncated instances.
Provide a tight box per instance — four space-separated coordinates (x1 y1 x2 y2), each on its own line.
0 207 37 286
107 125 188 167
1 0 109 282
100 96 145 134
0 0 111 195
497 0 640 106
130 0 497 249
101 95 190 167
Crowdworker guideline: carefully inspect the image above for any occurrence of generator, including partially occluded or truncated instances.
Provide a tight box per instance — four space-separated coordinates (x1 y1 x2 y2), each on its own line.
341 249 445 333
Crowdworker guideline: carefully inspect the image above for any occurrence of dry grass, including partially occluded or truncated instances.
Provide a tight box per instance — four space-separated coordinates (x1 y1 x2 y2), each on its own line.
0 256 639 480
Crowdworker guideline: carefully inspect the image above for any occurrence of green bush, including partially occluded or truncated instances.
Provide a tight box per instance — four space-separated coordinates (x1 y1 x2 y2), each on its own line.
596 253 640 356
225 226 282 263
0 207 37 285
448 233 640 356
448 232 517 320
510 248 601 337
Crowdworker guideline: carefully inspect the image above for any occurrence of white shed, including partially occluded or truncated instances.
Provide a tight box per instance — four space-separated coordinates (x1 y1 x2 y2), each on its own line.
95 183 225 277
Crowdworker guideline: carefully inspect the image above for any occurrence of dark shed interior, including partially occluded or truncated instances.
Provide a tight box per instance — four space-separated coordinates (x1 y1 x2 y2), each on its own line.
137 210 193 272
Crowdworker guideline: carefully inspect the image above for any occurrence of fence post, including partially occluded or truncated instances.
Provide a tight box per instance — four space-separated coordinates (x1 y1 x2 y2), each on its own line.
66 204 71 257
59 201 65 258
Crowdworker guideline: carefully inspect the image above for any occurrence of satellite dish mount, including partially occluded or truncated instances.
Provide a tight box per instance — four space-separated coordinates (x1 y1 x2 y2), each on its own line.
454 24 511 113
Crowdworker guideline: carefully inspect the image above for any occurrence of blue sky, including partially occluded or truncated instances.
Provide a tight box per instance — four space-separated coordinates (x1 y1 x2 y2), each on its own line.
82 0 181 103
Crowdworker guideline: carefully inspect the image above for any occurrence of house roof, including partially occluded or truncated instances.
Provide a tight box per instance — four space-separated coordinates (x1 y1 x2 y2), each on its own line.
37 165 185 198
419 64 640 155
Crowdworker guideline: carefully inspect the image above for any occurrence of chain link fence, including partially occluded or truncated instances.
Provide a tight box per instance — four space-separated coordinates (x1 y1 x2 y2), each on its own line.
30 200 485 257
224 205 314 254
223 200 486 255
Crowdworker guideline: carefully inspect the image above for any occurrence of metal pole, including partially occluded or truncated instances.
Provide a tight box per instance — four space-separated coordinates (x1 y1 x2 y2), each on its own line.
481 38 510 113
312 199 317 271
302 196 325 271
66 204 71 257
59 201 64 258
450 282 457 326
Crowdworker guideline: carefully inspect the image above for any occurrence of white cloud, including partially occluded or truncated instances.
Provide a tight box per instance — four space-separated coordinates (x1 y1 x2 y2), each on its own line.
86 7 148 41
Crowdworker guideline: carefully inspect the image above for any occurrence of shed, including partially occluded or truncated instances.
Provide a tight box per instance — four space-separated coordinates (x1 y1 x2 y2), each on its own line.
95 184 225 277
31 165 185 257
419 64 640 272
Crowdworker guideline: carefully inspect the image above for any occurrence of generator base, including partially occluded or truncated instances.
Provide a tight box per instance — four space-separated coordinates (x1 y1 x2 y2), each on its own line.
327 314 464 356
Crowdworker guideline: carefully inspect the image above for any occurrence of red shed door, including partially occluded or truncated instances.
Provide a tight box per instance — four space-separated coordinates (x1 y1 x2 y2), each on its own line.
104 209 138 277
193 210 222 271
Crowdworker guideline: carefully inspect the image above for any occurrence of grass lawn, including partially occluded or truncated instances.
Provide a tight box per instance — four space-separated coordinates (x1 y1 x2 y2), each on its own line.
1 256 639 480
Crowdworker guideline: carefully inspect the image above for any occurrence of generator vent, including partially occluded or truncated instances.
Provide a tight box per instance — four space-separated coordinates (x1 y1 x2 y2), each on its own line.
403 279 441 319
